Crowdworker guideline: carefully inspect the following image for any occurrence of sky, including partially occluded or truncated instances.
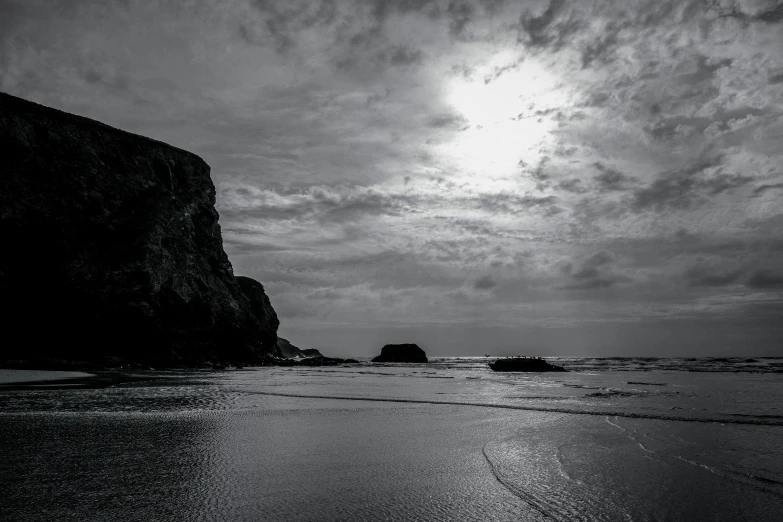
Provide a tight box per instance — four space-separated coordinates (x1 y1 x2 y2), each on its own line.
2 0 782 357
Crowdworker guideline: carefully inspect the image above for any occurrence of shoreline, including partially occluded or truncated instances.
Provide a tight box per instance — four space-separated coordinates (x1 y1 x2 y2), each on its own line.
0 368 182 390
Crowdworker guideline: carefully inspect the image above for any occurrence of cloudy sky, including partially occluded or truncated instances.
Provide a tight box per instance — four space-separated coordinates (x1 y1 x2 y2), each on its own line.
2 0 782 356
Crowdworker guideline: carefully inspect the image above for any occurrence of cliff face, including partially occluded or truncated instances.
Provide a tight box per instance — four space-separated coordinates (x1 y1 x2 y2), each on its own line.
0 92 278 365
236 276 279 352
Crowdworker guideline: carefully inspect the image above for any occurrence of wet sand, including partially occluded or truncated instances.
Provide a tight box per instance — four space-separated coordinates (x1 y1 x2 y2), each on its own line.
0 369 94 384
1 364 781 521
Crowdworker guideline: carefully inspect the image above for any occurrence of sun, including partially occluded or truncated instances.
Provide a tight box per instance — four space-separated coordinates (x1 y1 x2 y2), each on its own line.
443 58 565 183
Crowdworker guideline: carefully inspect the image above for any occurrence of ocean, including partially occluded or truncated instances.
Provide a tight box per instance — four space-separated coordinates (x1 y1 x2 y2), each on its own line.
1 357 782 521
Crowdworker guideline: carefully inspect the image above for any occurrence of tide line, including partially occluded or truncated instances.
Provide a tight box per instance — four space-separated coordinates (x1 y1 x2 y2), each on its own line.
248 390 783 426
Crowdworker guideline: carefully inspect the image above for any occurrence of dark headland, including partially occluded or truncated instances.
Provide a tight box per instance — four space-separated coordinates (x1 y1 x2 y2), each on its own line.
489 357 567 372
273 338 355 366
372 344 428 363
0 92 295 369
276 337 323 359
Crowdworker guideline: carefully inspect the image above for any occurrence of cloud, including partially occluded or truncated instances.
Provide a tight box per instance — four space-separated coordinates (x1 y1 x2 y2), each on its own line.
630 155 753 212
557 251 631 290
388 45 424 66
753 183 783 195
473 274 497 289
246 0 338 52
719 1 783 23
518 0 575 49
593 162 634 192
746 270 783 289
475 192 558 214
427 112 469 128
684 264 743 287
446 1 476 38
218 184 421 223
557 178 586 193
580 21 621 69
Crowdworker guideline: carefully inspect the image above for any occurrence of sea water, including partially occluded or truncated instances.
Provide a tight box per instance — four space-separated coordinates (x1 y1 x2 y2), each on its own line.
1 357 781 521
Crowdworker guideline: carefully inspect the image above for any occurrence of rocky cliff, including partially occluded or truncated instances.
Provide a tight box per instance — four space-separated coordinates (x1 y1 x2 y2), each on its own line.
0 92 279 366
236 276 279 352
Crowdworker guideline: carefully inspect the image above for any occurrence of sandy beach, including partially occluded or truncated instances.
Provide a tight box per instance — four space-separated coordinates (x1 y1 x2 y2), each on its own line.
2 360 781 521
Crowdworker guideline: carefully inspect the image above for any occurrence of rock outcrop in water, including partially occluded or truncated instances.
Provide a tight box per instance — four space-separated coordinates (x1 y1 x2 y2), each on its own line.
276 355 359 367
372 344 428 363
489 357 567 372
0 92 280 367
276 337 323 359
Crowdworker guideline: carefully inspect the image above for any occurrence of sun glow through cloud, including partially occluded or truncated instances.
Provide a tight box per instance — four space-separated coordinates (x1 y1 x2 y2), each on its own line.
445 58 566 180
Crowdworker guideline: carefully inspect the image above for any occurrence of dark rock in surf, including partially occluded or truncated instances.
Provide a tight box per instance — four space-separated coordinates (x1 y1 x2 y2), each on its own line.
372 344 428 363
489 357 567 372
0 92 279 367
275 356 355 367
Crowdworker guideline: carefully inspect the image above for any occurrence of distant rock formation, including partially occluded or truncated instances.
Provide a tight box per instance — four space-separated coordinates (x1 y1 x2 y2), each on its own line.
489 357 567 372
0 92 279 367
372 344 428 363
276 337 301 358
276 356 358 367
275 337 324 359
